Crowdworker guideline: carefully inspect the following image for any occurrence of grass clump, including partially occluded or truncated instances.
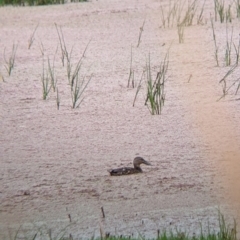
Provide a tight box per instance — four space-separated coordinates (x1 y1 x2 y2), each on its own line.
213 0 232 23
39 43 58 100
160 1 181 28
64 41 92 109
144 52 169 115
71 72 92 109
160 0 201 28
214 0 225 23
132 50 169 115
55 23 92 108
180 0 198 27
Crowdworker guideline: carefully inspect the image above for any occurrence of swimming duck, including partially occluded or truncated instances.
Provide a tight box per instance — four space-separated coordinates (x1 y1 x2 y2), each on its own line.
108 157 151 176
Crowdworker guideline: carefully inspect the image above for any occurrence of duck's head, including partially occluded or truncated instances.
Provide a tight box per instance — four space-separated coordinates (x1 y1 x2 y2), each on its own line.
133 157 151 169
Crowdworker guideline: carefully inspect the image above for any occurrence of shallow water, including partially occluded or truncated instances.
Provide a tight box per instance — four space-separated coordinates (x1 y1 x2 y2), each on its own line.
1 0 240 239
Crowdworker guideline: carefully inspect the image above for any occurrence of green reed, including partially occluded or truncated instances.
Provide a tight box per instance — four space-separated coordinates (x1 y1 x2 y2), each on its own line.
145 52 169 115
28 23 39 49
4 43 18 76
127 46 135 88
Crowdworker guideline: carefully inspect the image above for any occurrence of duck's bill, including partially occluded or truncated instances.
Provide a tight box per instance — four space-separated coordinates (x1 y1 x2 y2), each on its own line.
143 159 152 165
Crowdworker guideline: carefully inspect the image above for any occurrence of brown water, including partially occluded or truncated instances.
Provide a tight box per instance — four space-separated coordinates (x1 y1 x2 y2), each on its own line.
1 0 240 239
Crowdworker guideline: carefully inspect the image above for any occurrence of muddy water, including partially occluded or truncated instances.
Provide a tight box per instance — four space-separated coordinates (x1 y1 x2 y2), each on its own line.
1 0 240 239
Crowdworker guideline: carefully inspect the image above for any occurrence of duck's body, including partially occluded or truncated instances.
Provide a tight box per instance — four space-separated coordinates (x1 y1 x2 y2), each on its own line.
108 157 151 176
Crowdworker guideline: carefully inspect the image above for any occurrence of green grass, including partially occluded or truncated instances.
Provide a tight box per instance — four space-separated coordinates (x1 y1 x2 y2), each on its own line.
5 212 238 240
144 52 168 115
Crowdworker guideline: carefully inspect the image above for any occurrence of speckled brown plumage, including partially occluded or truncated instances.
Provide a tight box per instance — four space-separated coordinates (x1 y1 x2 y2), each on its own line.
108 157 151 176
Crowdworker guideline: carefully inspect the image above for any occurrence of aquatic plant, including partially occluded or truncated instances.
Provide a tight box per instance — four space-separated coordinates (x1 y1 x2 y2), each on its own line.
214 0 225 23
39 41 45 56
180 0 198 27
4 43 18 76
223 24 234 67
210 17 219 66
218 64 238 101
160 0 201 28
127 46 135 88
55 23 68 67
145 52 169 115
233 35 240 65
177 23 184 43
197 0 206 25
55 24 92 108
159 0 181 28
41 59 52 100
56 87 60 110
235 0 240 18
133 70 145 107
28 23 39 49
71 72 92 109
47 47 58 92
137 19 145 47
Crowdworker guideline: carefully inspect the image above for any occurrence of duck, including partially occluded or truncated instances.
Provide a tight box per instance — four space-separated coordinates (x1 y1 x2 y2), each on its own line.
108 157 151 176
